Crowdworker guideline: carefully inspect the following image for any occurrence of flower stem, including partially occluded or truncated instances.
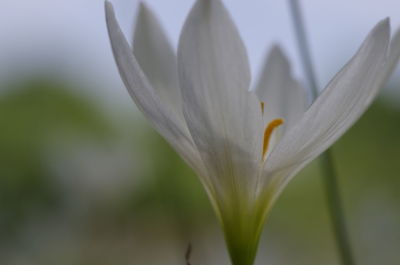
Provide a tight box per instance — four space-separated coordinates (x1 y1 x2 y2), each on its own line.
320 151 355 265
287 1 355 265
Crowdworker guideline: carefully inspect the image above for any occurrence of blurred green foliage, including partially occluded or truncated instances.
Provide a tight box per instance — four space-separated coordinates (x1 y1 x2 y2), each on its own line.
0 78 399 265
125 125 210 234
0 79 114 238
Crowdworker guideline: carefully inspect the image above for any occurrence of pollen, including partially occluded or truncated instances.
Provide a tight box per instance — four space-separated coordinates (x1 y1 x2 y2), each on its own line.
262 118 284 159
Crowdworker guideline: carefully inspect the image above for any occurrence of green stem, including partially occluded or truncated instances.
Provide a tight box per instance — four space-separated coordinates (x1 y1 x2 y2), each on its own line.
287 1 355 264
320 151 355 265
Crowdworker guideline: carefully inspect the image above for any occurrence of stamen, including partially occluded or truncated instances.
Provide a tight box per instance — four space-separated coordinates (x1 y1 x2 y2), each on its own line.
260 102 265 114
262 119 284 159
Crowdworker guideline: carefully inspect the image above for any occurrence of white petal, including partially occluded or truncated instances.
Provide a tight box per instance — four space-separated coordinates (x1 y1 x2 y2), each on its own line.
105 1 207 182
254 45 307 130
387 28 400 72
177 0 263 198
378 27 400 89
133 3 182 117
265 18 390 178
363 27 400 108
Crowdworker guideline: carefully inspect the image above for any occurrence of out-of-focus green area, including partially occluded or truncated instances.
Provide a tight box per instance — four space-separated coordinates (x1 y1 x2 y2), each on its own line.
0 79 113 236
0 78 399 265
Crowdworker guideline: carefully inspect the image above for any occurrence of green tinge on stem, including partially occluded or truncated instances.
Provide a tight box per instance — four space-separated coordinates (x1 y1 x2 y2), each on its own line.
215 190 274 265
223 222 260 265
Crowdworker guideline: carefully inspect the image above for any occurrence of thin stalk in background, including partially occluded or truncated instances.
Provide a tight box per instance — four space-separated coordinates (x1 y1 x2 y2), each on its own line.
287 1 355 265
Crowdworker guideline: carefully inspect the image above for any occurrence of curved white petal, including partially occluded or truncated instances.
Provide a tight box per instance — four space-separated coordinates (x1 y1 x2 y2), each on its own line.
177 0 263 199
105 1 207 182
265 18 391 178
254 45 307 130
133 3 183 118
386 28 400 75
376 27 400 93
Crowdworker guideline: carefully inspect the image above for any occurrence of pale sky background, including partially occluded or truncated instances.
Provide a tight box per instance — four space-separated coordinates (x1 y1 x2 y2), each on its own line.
1 0 400 107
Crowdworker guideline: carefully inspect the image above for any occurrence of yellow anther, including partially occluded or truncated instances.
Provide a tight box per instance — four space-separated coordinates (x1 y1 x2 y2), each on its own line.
262 119 284 159
260 102 265 114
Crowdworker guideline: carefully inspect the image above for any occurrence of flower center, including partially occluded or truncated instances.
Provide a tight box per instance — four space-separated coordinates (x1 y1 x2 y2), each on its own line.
262 119 284 160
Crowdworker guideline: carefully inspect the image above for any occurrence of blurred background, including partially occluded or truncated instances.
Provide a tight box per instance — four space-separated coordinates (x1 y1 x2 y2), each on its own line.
0 0 399 265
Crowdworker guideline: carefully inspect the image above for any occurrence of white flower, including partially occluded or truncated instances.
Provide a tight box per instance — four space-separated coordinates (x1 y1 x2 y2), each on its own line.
105 0 400 264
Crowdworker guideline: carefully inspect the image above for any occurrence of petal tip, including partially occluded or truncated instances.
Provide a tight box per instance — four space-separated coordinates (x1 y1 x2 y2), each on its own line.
270 43 282 52
105 0 113 11
196 0 214 4
105 0 115 22
381 17 390 26
135 1 161 31
269 44 287 61
138 1 150 14
135 1 149 28
373 17 391 38
193 0 227 16
267 43 290 71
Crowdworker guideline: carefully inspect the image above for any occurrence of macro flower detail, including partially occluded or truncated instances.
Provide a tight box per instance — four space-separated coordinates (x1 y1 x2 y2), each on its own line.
105 0 400 264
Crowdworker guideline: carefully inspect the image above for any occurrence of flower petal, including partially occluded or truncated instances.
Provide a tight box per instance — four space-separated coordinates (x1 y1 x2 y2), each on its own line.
133 3 182 117
378 27 400 90
254 45 307 130
265 18 391 178
177 0 263 198
105 1 206 180
387 28 400 74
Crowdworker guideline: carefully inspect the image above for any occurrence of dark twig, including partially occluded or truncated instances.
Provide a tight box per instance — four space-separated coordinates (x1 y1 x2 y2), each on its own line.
185 243 192 265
